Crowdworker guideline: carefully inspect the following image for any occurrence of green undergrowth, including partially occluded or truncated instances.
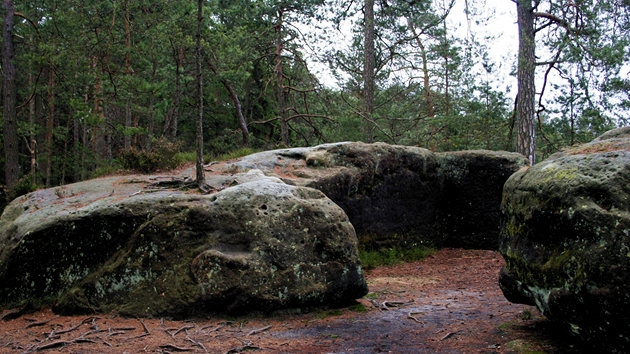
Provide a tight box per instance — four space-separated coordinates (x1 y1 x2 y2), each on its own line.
174 147 259 165
359 245 436 270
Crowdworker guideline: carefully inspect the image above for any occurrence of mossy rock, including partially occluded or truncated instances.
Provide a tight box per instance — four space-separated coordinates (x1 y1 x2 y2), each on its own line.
499 127 630 351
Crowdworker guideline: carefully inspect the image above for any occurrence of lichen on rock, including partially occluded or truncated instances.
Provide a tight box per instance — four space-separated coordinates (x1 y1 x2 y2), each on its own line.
499 127 630 350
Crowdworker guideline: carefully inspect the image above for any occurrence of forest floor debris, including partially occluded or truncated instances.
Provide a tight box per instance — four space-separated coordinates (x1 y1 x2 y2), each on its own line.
0 249 579 353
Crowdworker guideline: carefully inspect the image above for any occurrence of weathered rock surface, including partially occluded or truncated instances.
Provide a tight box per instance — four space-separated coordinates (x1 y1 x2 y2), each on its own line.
499 127 630 350
235 142 528 249
0 172 367 317
0 142 526 317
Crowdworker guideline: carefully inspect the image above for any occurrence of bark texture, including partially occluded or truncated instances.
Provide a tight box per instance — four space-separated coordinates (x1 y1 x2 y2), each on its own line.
3 0 18 189
516 0 536 165
363 0 376 143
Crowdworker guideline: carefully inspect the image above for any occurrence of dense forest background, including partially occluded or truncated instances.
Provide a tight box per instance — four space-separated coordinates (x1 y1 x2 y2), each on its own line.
1 0 629 197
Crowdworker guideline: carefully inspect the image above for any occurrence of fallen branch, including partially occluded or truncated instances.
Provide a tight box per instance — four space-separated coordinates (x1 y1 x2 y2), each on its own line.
158 343 193 352
0 308 24 321
246 325 272 337
439 330 460 341
224 342 262 354
407 312 423 323
380 299 414 310
28 340 70 351
48 317 99 336
170 323 195 337
187 337 207 352
124 332 150 340
24 320 51 329
200 323 225 332
112 326 136 331
140 319 150 334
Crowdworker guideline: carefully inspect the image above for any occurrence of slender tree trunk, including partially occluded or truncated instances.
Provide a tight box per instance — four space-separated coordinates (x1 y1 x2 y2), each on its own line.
148 39 157 150
516 0 536 165
408 20 435 118
3 0 18 189
45 60 55 187
276 9 289 146
165 46 183 141
28 35 37 185
92 53 106 161
195 0 205 186
363 0 376 143
445 32 453 119
125 101 132 149
222 79 249 146
124 0 133 150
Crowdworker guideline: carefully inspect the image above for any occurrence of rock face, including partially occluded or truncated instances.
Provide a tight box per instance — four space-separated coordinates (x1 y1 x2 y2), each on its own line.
236 142 528 249
0 141 526 317
499 127 630 349
0 173 367 317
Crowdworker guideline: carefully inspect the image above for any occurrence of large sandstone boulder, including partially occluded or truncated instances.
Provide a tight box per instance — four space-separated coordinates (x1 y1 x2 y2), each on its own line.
235 142 527 249
0 172 367 317
0 141 526 317
499 127 630 350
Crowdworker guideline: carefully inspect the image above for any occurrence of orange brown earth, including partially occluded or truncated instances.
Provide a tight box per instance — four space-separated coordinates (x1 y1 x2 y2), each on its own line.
0 249 578 353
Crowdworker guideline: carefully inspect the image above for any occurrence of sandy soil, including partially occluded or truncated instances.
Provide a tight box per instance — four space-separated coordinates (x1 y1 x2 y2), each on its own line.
0 249 579 353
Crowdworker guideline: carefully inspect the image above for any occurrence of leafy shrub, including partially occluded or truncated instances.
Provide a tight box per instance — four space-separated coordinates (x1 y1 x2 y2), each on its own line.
2 175 42 215
120 138 182 173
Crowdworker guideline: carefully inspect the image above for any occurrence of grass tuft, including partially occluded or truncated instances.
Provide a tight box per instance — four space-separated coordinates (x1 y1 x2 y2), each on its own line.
359 245 435 270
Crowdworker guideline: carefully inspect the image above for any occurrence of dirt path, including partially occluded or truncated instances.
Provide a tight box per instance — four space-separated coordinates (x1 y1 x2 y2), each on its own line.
0 249 578 353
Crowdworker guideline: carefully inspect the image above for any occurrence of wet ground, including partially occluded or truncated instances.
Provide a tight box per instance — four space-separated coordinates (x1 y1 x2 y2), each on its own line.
0 249 578 353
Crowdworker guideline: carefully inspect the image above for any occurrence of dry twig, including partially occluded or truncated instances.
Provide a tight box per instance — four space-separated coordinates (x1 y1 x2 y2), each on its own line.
246 325 272 337
158 343 193 351
24 320 51 329
439 330 460 341
140 319 151 334
186 337 207 352
224 341 262 354
407 312 423 323
170 323 195 337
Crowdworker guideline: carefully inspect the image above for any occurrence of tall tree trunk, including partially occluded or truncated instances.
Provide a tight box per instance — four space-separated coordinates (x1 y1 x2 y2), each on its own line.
363 0 376 143
276 9 288 146
516 0 536 165
148 38 157 150
124 0 133 150
195 0 205 187
45 60 55 187
165 45 183 141
442 21 451 117
408 20 435 118
28 35 37 185
3 0 18 189
222 78 249 146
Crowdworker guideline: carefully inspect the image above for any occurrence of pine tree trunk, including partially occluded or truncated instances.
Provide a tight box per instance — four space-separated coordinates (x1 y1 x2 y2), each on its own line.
3 0 18 189
45 60 56 187
28 35 37 185
195 0 205 186
516 0 536 165
125 100 132 150
363 0 376 143
148 39 157 150
124 0 133 150
276 9 288 146
222 79 249 146
408 20 435 118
